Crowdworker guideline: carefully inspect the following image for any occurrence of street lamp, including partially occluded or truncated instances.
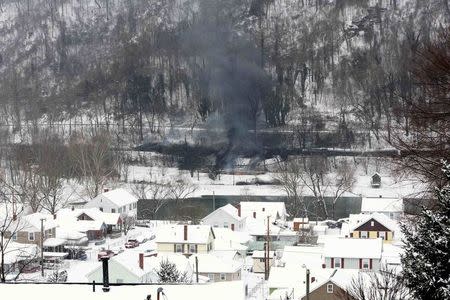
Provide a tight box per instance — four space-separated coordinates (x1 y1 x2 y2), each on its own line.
302 264 310 300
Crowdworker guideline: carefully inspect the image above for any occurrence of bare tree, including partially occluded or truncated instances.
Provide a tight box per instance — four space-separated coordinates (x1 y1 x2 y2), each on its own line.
331 159 356 219
0 203 38 282
168 177 197 203
344 265 411 300
131 179 171 219
69 131 121 198
275 158 308 218
122 214 136 236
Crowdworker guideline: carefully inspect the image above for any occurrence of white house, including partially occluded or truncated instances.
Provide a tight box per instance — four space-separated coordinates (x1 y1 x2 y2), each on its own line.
155 224 215 254
323 238 383 271
189 253 242 282
84 188 138 216
201 204 245 231
361 197 403 220
240 201 287 223
86 252 193 283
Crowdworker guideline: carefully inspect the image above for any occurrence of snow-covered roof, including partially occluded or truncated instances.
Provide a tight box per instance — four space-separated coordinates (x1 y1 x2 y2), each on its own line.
101 252 191 279
348 213 399 232
281 245 324 269
240 201 287 221
323 238 383 259
155 225 214 244
92 188 138 207
361 197 403 213
252 250 275 258
212 227 250 251
202 204 243 222
14 212 58 232
189 253 241 273
43 237 67 247
244 217 282 236
2 242 38 265
0 281 244 300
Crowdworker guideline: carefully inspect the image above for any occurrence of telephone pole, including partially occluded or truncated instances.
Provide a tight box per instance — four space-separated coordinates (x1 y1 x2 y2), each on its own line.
40 218 45 278
265 215 270 280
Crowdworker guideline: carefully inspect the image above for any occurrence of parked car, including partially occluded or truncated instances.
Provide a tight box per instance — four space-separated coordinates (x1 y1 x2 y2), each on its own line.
125 239 140 248
97 250 115 261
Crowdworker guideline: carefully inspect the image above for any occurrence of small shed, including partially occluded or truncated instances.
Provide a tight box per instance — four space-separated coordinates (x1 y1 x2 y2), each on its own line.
371 173 381 188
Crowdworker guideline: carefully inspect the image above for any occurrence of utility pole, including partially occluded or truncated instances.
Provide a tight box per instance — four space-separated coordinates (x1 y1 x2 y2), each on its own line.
195 256 199 283
40 218 45 278
265 215 270 280
306 268 310 300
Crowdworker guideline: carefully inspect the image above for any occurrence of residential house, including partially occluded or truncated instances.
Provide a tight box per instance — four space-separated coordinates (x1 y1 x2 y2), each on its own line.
84 188 138 216
155 224 215 254
348 213 398 242
371 173 381 188
56 208 120 241
361 197 403 220
252 250 275 273
7 213 57 246
1 242 39 278
267 267 333 300
299 269 358 300
201 204 245 231
86 252 192 283
240 201 287 224
189 253 242 282
323 238 383 271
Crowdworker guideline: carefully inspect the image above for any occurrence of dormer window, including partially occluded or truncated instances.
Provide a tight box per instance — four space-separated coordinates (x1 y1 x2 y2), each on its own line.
371 221 374 227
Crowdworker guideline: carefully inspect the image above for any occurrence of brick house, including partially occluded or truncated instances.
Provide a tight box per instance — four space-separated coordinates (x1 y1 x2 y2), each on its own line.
7 213 57 246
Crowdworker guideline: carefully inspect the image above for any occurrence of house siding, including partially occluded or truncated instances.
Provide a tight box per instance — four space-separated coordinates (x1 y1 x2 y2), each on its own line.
352 230 393 243
324 257 380 271
200 270 241 282
301 281 355 300
252 257 274 273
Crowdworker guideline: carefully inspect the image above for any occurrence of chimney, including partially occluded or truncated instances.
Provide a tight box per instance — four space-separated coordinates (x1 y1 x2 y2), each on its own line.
139 253 144 270
183 224 188 241
253 212 256 219
237 204 241 217
101 257 110 292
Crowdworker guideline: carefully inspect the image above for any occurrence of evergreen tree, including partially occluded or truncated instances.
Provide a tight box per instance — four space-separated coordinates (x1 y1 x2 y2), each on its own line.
401 162 450 300
156 259 189 283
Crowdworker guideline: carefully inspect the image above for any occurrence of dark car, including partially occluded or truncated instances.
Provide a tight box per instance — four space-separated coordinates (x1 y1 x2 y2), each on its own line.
125 239 140 248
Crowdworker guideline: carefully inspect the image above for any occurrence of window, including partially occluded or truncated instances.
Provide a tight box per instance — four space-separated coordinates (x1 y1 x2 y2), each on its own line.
12 233 17 241
259 258 265 262
370 221 374 227
123 206 126 212
116 279 123 283
189 244 197 253
362 259 370 270
28 232 35 241
223 222 228 228
327 284 334 293
220 273 226 281
175 244 183 253
129 204 133 210
360 231 368 238
111 209 116 213
208 274 214 281
133 203 137 209
334 259 341 268
213 224 219 228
